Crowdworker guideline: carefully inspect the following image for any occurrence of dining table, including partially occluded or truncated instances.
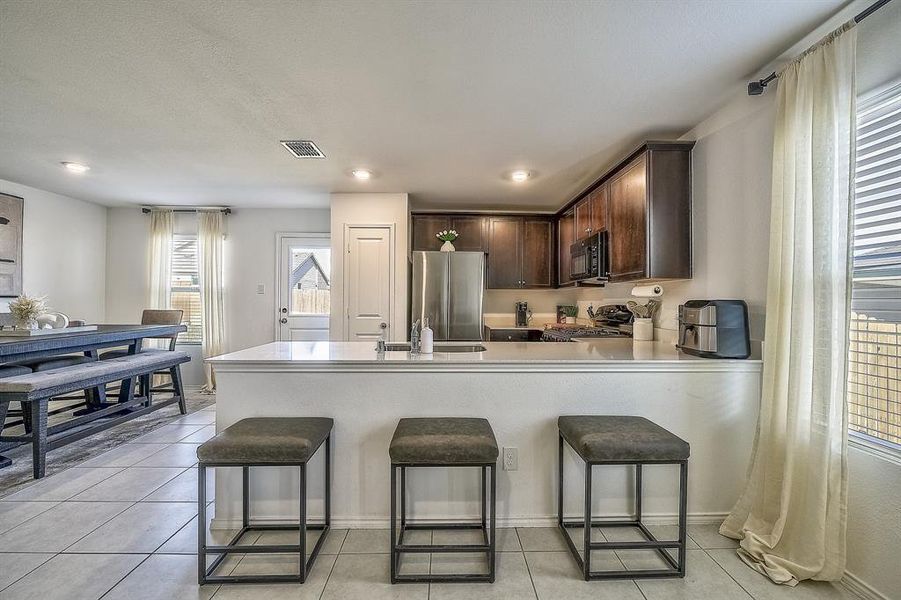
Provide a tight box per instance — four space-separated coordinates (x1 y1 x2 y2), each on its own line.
0 323 187 468
0 323 186 365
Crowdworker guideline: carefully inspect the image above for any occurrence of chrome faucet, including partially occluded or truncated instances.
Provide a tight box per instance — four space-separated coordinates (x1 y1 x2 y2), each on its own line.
410 320 421 354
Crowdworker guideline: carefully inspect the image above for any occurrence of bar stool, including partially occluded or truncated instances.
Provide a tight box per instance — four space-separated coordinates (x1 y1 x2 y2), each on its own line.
389 417 498 584
557 415 689 580
196 417 332 585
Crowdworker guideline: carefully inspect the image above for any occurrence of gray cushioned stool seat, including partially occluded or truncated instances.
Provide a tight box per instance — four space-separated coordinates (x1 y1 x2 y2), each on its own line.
558 416 689 462
197 417 333 465
390 417 498 464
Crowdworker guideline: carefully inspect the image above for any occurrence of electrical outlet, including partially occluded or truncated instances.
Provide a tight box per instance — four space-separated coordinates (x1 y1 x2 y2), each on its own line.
503 447 518 471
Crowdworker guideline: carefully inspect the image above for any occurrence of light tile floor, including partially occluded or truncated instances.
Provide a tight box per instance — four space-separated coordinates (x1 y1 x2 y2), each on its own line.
0 405 856 600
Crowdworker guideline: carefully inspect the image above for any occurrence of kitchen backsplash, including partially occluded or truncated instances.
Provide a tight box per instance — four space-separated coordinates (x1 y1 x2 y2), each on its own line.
483 280 763 341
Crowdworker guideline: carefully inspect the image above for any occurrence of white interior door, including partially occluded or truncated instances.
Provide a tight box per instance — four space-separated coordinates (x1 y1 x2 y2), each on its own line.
277 234 331 341
345 226 392 341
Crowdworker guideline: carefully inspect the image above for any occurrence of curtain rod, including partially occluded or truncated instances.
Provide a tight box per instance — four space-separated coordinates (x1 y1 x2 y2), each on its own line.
141 206 232 215
747 0 892 96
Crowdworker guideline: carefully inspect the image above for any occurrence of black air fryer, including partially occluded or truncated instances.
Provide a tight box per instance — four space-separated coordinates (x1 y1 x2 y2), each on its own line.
677 300 750 359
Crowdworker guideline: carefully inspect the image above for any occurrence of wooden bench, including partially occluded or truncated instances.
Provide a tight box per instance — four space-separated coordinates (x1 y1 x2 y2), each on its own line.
0 350 190 478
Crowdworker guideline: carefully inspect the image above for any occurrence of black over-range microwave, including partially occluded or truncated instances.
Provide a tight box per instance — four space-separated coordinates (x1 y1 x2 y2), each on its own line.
570 231 609 282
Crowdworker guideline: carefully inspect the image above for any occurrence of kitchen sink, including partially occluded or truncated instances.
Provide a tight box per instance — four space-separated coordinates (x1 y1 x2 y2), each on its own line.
384 343 412 352
381 343 486 353
434 345 486 353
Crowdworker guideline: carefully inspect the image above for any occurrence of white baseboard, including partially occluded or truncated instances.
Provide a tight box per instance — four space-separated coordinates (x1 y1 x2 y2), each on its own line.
211 511 729 531
842 571 893 600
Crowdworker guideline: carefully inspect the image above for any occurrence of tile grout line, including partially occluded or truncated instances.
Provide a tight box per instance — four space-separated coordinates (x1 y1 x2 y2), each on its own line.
702 546 758 600
0 464 126 502
517 532 541 599
316 534 343 600
96 552 154 600
0 500 62 535
0 550 57 594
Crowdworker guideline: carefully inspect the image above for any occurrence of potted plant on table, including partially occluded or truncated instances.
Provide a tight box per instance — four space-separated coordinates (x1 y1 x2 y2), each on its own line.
562 305 578 324
9 294 48 330
436 229 458 252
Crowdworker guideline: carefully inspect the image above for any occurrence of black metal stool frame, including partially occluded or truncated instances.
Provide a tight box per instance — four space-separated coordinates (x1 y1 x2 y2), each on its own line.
197 432 331 585
390 461 496 584
557 433 688 581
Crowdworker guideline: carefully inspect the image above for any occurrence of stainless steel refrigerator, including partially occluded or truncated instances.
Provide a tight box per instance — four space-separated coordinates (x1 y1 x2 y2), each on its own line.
411 251 485 341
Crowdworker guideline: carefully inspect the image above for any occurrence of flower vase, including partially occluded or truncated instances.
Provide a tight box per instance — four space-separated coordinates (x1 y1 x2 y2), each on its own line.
440 240 456 252
565 316 575 324
18 318 38 330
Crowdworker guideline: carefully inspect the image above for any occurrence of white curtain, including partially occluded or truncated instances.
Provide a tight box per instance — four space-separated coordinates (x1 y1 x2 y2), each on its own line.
148 209 173 311
198 210 226 393
720 22 856 586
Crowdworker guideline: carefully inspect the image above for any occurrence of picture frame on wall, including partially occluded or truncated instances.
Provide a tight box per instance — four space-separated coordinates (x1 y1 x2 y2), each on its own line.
0 193 24 297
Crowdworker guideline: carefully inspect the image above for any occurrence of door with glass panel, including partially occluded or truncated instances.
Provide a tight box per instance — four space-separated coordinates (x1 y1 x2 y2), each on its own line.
277 234 331 341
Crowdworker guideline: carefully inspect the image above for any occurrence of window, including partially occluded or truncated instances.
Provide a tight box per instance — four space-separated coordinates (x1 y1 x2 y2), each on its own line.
848 82 901 447
170 234 202 344
289 247 330 316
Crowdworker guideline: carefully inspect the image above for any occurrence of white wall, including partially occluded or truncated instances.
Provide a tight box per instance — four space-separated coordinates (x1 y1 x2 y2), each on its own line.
105 206 330 384
0 178 107 321
329 193 409 342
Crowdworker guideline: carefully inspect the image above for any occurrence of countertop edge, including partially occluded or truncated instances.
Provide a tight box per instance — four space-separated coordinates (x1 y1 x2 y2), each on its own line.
209 359 763 374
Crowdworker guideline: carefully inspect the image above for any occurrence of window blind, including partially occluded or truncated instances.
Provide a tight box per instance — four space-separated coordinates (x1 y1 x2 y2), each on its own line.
170 235 202 344
849 82 901 446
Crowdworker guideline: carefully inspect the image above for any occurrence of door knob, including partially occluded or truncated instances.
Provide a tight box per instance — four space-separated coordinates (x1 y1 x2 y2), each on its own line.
279 318 288 324
280 307 288 314
380 322 388 329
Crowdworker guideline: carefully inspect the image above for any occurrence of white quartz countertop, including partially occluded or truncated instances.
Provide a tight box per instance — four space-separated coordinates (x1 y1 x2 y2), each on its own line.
209 339 761 373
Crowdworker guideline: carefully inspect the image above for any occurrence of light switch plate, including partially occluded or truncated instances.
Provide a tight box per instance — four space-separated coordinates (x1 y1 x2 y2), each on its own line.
256 284 265 295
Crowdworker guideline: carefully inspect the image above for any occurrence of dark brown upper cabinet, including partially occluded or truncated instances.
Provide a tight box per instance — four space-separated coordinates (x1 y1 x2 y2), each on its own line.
486 217 522 288
448 215 487 251
557 208 574 285
606 143 693 282
571 183 608 242
411 215 449 251
521 218 555 287
589 184 608 233
574 198 592 240
608 155 648 279
486 216 555 289
411 214 488 252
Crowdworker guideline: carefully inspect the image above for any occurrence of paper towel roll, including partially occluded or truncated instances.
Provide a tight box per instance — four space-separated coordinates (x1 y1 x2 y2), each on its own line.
630 284 663 298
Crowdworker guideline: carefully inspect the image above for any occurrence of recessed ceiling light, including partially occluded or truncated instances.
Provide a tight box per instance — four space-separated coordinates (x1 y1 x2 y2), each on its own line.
62 162 90 174
352 169 372 180
510 170 530 183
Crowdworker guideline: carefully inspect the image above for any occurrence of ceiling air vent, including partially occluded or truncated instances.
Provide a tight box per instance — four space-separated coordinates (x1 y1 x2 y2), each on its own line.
280 140 326 159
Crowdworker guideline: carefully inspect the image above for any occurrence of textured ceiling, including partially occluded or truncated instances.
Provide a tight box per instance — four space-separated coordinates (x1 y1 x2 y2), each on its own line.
0 0 846 210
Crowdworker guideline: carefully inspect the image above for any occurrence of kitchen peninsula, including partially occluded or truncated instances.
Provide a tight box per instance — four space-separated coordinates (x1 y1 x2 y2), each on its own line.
208 340 761 531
